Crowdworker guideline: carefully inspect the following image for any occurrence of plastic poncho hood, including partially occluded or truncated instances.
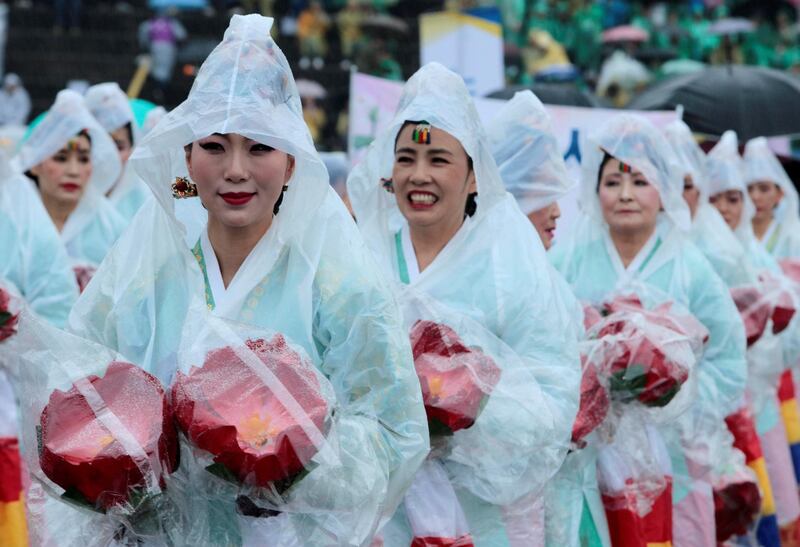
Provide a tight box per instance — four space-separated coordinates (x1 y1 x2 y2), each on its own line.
85 82 140 144
14 89 121 197
743 137 800 239
664 119 708 199
130 15 328 244
486 90 574 215
580 114 691 232
705 131 757 242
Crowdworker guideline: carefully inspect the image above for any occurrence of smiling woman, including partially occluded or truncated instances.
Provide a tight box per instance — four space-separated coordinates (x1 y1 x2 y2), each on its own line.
59 14 428 547
348 62 581 547
184 133 295 287
390 123 476 272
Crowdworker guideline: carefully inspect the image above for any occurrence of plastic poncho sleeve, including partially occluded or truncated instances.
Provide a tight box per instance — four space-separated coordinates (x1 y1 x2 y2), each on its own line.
2 179 77 328
276 208 428 543
439 211 580 506
683 247 748 419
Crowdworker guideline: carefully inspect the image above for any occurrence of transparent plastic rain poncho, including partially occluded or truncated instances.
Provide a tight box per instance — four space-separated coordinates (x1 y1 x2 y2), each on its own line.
347 62 580 546
484 90 599 545
664 120 756 288
60 14 428 547
13 89 127 269
550 114 747 542
0 151 77 328
743 137 800 259
486 90 575 216
85 82 150 222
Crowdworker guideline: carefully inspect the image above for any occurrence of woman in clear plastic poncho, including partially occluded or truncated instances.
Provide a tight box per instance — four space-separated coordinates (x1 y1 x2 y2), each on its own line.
85 82 151 222
550 114 747 546
13 89 127 275
347 62 580 546
705 131 800 536
64 14 427 547
0 151 77 329
0 149 78 547
486 90 574 252
742 137 800 259
487 90 609 547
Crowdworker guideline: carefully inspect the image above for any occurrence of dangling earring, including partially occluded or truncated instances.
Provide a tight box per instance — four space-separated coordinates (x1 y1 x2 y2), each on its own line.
381 178 395 193
273 185 288 215
172 176 198 198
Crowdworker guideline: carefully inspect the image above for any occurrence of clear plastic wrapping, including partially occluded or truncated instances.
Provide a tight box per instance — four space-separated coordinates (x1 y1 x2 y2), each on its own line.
7 312 180 546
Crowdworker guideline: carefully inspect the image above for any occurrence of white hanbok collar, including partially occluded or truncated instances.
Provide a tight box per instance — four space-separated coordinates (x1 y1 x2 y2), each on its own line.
605 228 661 285
400 223 421 284
200 227 229 311
397 216 473 285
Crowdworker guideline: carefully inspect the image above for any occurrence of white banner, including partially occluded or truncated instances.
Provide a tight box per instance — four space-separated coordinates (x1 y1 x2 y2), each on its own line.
347 72 678 240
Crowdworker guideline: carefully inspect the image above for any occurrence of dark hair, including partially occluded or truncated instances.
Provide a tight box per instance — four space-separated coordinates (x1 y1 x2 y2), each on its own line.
395 120 477 216
597 152 614 192
77 128 92 144
122 122 134 145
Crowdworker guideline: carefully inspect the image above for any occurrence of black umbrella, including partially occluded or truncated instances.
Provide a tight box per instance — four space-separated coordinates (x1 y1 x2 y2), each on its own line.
628 65 800 140
487 83 605 108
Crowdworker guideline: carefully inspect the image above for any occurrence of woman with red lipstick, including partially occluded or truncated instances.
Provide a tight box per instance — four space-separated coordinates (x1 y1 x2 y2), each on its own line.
348 63 581 546
15 89 126 288
550 115 747 547
57 14 427 546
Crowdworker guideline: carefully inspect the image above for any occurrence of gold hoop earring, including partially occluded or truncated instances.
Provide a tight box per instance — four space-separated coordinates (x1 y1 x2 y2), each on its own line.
172 176 198 199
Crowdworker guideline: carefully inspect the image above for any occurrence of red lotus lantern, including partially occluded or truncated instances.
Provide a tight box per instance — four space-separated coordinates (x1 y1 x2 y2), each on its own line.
410 321 501 436
730 286 773 347
714 480 761 541
590 296 697 408
39 361 178 511
171 335 330 487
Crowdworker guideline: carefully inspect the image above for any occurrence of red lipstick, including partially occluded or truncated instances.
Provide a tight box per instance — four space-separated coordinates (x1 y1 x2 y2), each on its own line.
220 192 255 206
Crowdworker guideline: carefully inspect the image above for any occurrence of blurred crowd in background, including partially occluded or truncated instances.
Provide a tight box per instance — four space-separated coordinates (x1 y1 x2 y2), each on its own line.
2 0 800 150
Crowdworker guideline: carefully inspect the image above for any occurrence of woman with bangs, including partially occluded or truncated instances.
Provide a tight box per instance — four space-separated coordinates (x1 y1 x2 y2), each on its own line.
348 63 580 546
550 114 747 547
46 14 428 547
14 89 127 291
